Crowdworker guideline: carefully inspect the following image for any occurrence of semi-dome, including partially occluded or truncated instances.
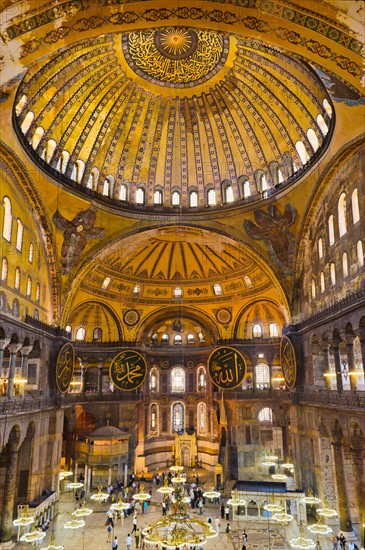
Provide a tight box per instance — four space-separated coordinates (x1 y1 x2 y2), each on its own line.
14 27 333 214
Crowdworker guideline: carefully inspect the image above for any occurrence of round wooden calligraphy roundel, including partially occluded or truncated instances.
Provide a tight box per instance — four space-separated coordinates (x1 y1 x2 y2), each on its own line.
280 336 297 389
55 342 75 393
109 350 147 391
207 346 246 389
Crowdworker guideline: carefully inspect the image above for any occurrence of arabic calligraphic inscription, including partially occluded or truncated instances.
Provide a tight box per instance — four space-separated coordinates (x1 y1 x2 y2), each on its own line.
110 350 147 391
208 346 246 389
280 336 297 389
122 27 229 88
55 343 74 393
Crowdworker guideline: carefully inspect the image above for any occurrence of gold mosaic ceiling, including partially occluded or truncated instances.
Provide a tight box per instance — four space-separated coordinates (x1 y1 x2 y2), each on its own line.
14 27 332 211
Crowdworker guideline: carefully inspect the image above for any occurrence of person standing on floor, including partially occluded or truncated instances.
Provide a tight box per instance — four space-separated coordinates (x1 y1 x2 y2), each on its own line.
126 533 132 550
132 513 138 533
107 523 112 543
220 503 225 519
134 527 140 548
112 535 118 550
225 505 230 521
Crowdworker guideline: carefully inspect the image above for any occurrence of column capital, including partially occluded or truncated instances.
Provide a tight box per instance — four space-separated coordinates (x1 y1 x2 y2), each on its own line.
345 334 355 346
0 338 11 350
8 343 22 354
330 337 341 349
20 345 33 356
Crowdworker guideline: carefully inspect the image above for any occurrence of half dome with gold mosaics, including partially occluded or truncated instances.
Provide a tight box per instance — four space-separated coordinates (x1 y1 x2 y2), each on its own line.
14 26 333 214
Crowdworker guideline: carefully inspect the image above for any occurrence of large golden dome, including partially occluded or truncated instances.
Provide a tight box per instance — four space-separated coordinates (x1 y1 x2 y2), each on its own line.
14 27 333 213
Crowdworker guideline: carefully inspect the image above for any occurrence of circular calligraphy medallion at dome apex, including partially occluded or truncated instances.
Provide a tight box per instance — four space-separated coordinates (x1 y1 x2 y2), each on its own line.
122 27 229 87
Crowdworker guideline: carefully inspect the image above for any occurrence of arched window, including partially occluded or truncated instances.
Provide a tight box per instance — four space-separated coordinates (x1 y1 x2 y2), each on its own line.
351 189 360 224
102 179 110 196
207 188 216 206
174 334 182 345
295 140 309 165
213 283 222 296
15 95 27 116
29 243 34 263
87 167 99 190
187 333 195 344
318 238 323 259
320 272 325 293
172 190 181 206
277 169 284 184
197 332 205 343
311 279 316 298
171 367 185 393
151 333 158 345
15 267 21 290
244 275 253 289
65 325 72 335
93 328 102 341
307 128 319 152
150 403 158 433
133 284 141 295
60 151 70 174
253 324 262 338
197 367 206 391
269 323 279 337
2 197 12 242
338 193 347 236
161 333 169 344
16 219 24 252
136 187 145 205
26 275 32 297
317 114 328 136
154 189 163 205
31 126 44 149
198 402 207 434
342 253 348 277
174 287 182 298
330 263 336 285
150 368 158 392
258 407 273 423
241 178 251 198
75 327 86 341
328 215 335 245
119 183 128 201
1 257 8 282
224 184 234 203
13 298 20 317
357 240 364 267
46 139 57 163
255 363 270 389
35 282 40 302
323 98 332 117
189 190 198 207
20 111 34 134
260 174 269 192
102 277 111 290
171 402 184 432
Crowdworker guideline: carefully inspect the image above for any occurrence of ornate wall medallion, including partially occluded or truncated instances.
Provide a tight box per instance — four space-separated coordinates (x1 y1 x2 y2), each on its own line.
122 27 229 87
110 350 147 391
280 336 297 389
123 309 140 326
215 307 232 325
55 342 74 393
208 346 246 389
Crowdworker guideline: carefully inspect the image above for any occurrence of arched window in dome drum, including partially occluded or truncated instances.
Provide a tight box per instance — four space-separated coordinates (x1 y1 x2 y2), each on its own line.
93 328 102 341
154 189 163 205
269 323 279 337
75 327 86 341
253 324 262 338
87 167 99 191
2 197 12 242
317 114 328 136
60 151 70 174
338 193 347 237
161 333 169 344
171 402 184 432
15 94 27 116
323 98 332 117
46 139 57 163
174 334 182 345
174 287 182 298
119 183 128 201
213 283 222 296
222 181 234 203
172 190 181 206
351 189 360 224
189 190 198 207
207 188 216 206
102 277 111 290
136 187 145 205
20 111 34 134
187 333 195 344
295 141 310 165
307 128 319 152
31 126 44 150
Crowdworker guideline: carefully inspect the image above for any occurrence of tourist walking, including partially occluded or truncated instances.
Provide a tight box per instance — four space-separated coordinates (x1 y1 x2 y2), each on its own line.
112 535 118 550
134 527 140 548
126 533 132 550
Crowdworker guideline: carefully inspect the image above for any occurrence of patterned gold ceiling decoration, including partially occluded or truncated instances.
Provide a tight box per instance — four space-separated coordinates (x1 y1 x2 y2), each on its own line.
14 28 333 211
123 27 229 86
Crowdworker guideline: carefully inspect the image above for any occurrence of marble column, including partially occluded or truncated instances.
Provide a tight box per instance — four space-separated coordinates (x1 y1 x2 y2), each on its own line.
80 363 86 396
321 341 332 390
19 344 33 397
332 437 352 532
0 443 20 542
331 337 343 392
345 334 357 391
0 338 10 370
7 343 22 397
351 446 365 546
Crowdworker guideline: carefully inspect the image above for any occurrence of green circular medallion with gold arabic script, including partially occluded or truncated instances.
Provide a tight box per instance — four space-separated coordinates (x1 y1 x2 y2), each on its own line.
55 343 75 393
122 27 229 87
208 346 246 389
110 350 147 391
280 336 297 389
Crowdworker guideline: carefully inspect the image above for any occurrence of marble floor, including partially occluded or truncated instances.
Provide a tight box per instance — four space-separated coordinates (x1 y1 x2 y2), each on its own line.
13 483 335 550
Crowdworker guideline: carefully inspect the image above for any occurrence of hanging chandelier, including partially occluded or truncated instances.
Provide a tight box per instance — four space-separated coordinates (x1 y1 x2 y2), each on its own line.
157 478 174 496
13 506 35 527
20 530 46 544
90 484 109 503
202 483 221 501
63 519 86 529
272 510 293 524
142 471 216 548
66 481 84 491
72 502 93 517
110 494 131 512
316 500 338 518
271 473 288 481
290 523 316 549
227 488 247 508
133 483 151 502
263 501 283 513
301 488 321 506
41 531 64 550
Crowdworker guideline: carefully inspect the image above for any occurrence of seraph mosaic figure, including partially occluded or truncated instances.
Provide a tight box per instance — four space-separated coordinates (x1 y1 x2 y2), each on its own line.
53 205 105 274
